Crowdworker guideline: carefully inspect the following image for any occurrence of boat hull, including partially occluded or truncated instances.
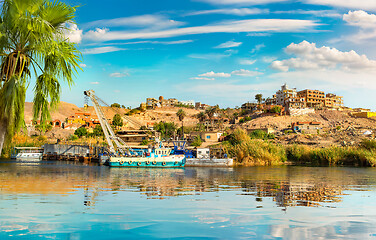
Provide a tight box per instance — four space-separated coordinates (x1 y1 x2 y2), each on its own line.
109 155 186 168
15 153 43 161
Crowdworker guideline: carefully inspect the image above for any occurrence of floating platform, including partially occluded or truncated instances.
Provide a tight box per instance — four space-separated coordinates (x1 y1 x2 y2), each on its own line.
185 158 234 167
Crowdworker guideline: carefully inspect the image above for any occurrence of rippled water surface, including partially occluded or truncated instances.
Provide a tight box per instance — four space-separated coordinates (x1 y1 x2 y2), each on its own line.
1 159 376 239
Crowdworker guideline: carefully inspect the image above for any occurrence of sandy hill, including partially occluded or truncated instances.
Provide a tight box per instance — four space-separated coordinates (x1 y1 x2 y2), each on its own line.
24 101 81 124
24 102 200 127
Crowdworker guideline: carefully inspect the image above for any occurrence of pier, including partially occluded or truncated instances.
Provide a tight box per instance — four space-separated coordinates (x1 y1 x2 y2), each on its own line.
43 144 106 163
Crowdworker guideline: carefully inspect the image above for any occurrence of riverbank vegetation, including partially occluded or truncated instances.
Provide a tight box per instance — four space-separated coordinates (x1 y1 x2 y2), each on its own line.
221 128 376 167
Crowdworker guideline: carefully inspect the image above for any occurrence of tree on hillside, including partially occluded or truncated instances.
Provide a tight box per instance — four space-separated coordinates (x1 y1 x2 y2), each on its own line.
111 103 120 108
154 122 176 140
255 94 263 105
196 111 206 123
74 127 87 138
92 125 104 137
205 106 219 130
112 114 123 130
176 109 186 138
0 0 81 156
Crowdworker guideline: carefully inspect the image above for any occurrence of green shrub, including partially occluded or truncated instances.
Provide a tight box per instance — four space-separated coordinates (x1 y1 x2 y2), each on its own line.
191 136 202 147
284 130 293 135
269 106 282 113
359 139 376 151
140 140 149 145
68 134 78 141
249 129 267 139
74 127 88 138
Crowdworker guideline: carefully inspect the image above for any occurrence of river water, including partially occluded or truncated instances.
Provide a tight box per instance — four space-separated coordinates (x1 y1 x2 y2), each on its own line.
1 159 376 239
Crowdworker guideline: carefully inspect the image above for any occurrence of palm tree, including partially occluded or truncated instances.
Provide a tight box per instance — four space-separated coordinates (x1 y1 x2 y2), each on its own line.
0 0 81 156
205 106 219 130
255 94 263 105
196 111 206 123
176 109 186 138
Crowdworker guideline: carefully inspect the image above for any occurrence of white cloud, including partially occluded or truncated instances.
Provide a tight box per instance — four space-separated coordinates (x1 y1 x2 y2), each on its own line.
270 41 376 72
85 14 184 30
79 63 87 68
188 53 231 60
196 0 287 5
239 59 256 65
155 40 194 45
186 8 269 16
250 43 265 53
274 9 341 18
304 0 376 11
247 32 271 36
262 56 277 63
231 69 263 76
329 11 376 44
109 72 129 78
84 19 319 42
81 46 127 55
199 71 231 77
343 10 376 28
63 23 82 43
190 77 215 81
214 40 242 48
90 82 99 85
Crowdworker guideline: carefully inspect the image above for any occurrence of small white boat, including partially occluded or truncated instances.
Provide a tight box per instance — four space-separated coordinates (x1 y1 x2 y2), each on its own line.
11 147 44 161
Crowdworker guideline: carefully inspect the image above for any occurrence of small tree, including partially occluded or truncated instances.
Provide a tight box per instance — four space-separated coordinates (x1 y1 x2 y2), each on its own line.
92 125 104 136
110 103 121 108
154 122 176 140
255 94 263 105
191 136 202 147
196 111 206 123
74 127 87 138
270 106 282 114
112 114 123 129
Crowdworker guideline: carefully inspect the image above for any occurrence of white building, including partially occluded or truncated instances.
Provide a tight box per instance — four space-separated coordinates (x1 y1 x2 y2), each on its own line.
180 100 195 107
276 84 297 106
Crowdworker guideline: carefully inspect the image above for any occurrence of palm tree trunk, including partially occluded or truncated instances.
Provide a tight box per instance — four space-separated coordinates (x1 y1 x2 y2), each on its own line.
181 121 184 140
0 119 7 157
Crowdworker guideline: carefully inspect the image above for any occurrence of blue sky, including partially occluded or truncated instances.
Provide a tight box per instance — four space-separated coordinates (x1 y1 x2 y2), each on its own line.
30 0 376 109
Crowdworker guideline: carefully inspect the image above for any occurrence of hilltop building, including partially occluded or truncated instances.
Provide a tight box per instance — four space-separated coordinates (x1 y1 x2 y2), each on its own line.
325 93 344 108
276 84 297 106
179 100 195 107
297 89 325 108
195 102 211 110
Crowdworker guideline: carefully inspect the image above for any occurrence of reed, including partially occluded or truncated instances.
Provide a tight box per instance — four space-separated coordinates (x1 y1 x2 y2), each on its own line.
286 145 376 167
222 128 376 167
223 128 286 166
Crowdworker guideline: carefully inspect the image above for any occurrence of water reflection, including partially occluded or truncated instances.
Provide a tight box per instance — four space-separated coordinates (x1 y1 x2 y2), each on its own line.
1 162 375 208
1 160 376 239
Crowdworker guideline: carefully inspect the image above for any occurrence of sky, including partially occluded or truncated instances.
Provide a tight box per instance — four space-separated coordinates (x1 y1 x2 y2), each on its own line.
31 0 376 109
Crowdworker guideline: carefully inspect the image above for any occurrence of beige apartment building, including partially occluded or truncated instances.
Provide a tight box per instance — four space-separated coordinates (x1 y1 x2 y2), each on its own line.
297 89 326 108
325 93 344 108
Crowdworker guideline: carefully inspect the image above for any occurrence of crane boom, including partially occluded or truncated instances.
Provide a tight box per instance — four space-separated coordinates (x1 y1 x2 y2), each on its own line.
84 90 135 156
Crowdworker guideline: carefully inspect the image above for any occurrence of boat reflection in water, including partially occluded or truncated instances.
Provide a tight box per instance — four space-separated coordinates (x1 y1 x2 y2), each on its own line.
1 161 376 239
